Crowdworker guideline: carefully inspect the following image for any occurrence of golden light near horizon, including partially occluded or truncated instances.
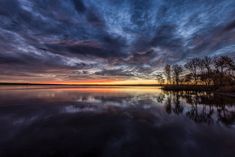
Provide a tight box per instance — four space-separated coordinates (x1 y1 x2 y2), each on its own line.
41 79 159 85
0 77 160 85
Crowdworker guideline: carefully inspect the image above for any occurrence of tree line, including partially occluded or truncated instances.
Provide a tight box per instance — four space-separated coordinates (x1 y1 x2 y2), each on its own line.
156 55 235 86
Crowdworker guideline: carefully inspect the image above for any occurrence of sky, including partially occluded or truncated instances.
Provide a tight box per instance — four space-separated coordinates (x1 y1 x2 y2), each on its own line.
1 0 235 84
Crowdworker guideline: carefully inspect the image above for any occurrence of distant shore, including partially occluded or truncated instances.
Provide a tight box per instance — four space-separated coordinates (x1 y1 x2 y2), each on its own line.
0 82 162 87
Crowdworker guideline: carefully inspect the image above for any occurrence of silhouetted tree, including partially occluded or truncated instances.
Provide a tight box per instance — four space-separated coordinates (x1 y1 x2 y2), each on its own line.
184 58 201 84
214 56 234 85
156 74 165 85
183 73 193 84
200 57 214 85
161 55 235 87
164 64 171 84
172 64 183 85
202 56 213 73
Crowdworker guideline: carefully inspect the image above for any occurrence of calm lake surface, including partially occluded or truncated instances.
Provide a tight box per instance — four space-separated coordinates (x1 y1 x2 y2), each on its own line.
0 86 235 157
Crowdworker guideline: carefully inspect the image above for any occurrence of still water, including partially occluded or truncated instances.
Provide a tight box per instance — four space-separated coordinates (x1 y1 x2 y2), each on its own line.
0 86 235 157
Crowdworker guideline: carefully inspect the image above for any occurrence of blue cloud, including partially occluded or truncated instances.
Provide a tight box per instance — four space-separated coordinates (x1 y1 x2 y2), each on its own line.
1 0 235 81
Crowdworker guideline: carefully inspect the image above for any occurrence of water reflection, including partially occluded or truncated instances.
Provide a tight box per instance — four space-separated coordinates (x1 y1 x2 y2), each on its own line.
0 86 235 157
161 91 235 126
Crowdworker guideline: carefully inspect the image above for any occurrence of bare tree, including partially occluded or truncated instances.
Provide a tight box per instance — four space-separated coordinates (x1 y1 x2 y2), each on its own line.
161 55 235 86
172 64 183 85
201 56 213 85
184 58 201 84
183 73 193 84
156 73 165 85
214 56 234 85
164 64 171 84
202 56 213 73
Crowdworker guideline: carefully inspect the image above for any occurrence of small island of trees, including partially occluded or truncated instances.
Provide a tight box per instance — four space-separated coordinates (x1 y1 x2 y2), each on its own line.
156 55 235 92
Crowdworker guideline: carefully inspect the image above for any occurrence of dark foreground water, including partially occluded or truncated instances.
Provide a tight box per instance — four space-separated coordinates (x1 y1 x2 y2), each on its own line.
0 86 235 157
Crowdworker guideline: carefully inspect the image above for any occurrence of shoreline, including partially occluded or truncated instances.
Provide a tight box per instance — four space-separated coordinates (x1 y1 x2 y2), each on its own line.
161 85 217 91
161 85 235 97
1 83 235 97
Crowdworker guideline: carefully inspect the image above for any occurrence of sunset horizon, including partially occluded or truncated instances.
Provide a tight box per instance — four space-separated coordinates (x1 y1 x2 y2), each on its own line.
0 79 159 85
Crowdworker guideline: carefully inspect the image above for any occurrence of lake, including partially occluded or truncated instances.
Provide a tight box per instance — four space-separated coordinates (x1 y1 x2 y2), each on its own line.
0 86 235 157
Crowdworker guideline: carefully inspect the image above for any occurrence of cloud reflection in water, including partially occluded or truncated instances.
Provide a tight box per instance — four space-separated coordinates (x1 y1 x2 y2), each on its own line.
0 86 235 157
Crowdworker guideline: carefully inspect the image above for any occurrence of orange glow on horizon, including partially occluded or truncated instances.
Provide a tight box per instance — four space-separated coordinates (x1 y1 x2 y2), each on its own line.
2 79 159 85
44 79 158 85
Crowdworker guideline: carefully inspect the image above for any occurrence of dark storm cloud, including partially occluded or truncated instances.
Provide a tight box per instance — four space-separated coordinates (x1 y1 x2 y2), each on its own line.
45 37 127 58
223 20 235 32
72 0 86 13
151 25 183 51
95 68 135 77
1 0 235 81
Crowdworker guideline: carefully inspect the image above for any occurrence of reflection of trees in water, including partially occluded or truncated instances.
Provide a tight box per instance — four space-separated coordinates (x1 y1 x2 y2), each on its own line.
161 92 183 115
218 105 235 126
186 102 214 125
172 92 184 114
165 96 172 114
163 91 235 126
156 93 165 103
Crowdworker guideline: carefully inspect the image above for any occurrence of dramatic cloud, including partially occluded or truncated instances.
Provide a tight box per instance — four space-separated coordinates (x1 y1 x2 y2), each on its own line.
1 0 235 82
